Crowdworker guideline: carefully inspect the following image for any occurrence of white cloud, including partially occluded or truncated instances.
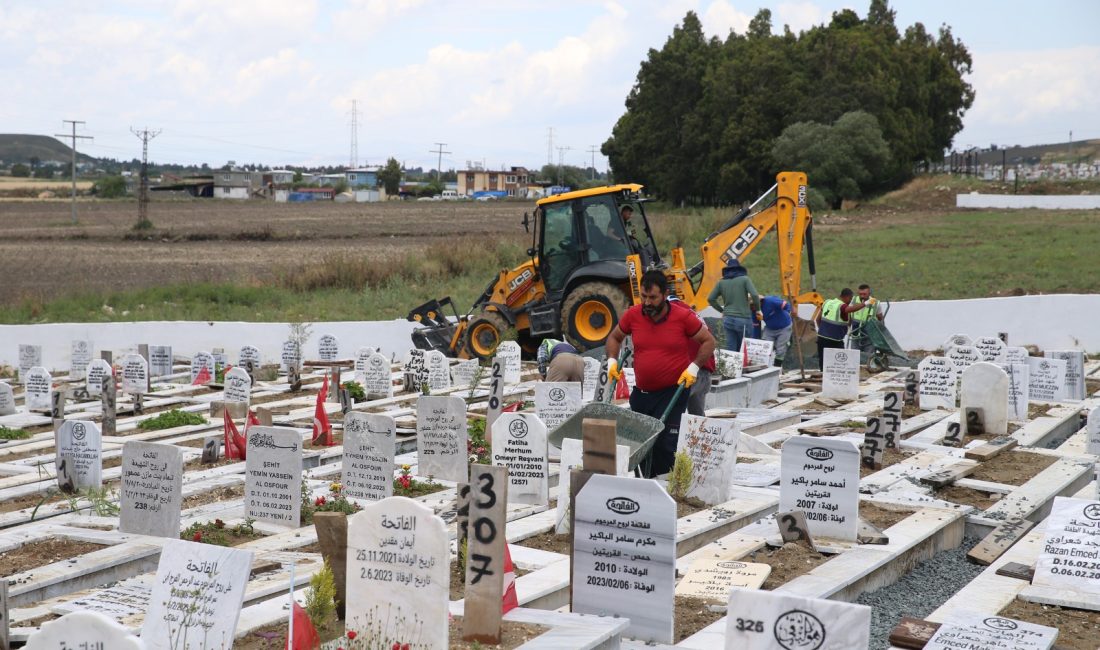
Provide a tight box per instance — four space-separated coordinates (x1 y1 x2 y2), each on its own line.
777 2 826 33
968 46 1100 126
702 1 752 38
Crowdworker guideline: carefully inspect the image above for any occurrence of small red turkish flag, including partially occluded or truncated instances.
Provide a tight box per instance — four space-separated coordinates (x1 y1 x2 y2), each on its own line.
285 601 320 650
312 373 333 446
502 543 518 614
223 410 246 460
192 364 212 386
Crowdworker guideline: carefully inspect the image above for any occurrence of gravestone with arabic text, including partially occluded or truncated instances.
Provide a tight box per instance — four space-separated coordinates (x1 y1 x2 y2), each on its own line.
780 436 859 541
120 441 183 537
244 426 303 527
491 412 548 505
676 414 739 505
342 412 395 502
70 340 93 380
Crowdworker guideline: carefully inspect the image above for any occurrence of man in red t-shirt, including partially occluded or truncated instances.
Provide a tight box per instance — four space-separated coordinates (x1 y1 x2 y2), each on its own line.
606 270 716 476
669 296 716 416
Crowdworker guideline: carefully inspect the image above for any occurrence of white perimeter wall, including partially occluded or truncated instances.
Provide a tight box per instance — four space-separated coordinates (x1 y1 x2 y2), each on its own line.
956 193 1100 209
2 294 1099 371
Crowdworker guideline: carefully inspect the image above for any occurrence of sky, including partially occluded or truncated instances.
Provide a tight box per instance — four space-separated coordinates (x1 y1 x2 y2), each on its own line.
1 0 1097 172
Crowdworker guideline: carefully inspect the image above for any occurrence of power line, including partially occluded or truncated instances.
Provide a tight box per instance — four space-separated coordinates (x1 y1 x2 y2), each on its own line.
429 142 451 181
131 127 161 228
54 120 93 225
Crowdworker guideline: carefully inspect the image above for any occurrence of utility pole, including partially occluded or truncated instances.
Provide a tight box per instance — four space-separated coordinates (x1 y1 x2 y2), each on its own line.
349 99 359 168
54 120 92 225
130 127 161 229
546 127 554 167
587 145 599 180
556 145 572 186
429 142 451 182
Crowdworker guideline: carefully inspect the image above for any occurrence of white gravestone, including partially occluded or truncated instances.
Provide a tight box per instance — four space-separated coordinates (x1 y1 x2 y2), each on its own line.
451 358 480 389
222 367 252 404
1045 350 1085 401
238 344 260 369
582 357 601 401
281 339 301 371
425 350 451 392
190 351 215 384
120 353 149 394
1003 363 1030 423
821 348 859 401
70 340 93 380
353 347 372 382
491 413 548 505
947 345 981 372
676 558 771 602
676 414 740 505
960 362 1009 435
18 344 41 384
918 356 957 410
0 382 15 415
716 349 744 378
724 587 871 650
24 366 52 411
317 333 340 361
26 611 145 650
1028 357 1067 402
141 539 253 650
57 419 102 489
416 395 467 482
741 338 774 366
120 441 183 538
555 437 630 533
572 474 676 643
244 426 303 528
1005 346 1030 366
346 497 449 649
973 336 1007 363
53 583 151 619
363 351 393 398
731 462 782 487
924 612 1057 650
148 345 173 378
1033 496 1100 597
342 412 395 502
85 358 111 398
1087 407 1100 457
942 333 973 351
498 340 521 384
211 348 228 369
535 382 582 432
780 436 859 541
403 348 428 391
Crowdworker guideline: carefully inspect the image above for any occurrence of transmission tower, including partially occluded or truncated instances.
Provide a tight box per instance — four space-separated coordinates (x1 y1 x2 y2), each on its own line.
587 145 599 180
54 120 92 224
349 99 359 168
131 127 161 228
429 142 451 181
556 145 572 186
547 127 554 166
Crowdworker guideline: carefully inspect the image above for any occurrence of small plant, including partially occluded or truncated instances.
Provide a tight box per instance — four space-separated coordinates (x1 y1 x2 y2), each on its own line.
138 408 206 431
467 362 488 400
393 464 443 497
467 418 490 465
301 481 360 524
458 536 468 575
132 218 154 231
342 380 366 402
181 518 260 546
0 425 31 440
668 451 694 500
305 560 337 628
214 363 227 384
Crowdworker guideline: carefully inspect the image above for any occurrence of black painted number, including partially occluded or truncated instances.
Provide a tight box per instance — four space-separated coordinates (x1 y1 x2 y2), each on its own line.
780 514 806 541
884 392 899 410
736 618 764 633
475 471 496 509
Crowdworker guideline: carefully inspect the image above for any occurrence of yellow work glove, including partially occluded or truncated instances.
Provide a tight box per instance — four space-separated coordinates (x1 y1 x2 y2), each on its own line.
866 297 878 306
756 311 765 323
678 362 700 388
606 358 622 383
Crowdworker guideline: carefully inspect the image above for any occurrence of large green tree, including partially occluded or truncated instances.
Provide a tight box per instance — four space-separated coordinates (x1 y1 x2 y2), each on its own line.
377 157 403 195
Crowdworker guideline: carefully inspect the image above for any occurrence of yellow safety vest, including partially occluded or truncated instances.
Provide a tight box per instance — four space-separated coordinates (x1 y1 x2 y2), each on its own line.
818 298 849 341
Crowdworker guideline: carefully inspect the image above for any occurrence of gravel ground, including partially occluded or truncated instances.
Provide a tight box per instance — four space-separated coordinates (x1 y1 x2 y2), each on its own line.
856 536 984 650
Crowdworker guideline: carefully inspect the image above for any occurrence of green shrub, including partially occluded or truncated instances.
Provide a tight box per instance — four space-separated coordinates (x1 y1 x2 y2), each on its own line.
139 409 206 431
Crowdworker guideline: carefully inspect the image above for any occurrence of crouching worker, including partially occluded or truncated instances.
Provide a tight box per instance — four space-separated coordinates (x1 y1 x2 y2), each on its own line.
536 338 584 382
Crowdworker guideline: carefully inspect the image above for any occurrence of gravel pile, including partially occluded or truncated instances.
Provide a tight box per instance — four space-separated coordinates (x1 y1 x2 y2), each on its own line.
856 536 984 650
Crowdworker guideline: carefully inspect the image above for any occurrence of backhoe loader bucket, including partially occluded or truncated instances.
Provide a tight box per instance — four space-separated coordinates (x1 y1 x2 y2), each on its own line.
546 402 663 471
407 297 460 355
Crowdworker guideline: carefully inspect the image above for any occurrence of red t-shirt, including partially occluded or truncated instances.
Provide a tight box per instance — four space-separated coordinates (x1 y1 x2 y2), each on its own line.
618 303 702 391
669 299 716 373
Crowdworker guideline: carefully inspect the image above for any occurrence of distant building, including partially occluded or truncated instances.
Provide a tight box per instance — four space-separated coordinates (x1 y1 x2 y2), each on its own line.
289 187 335 201
458 166 529 197
346 167 380 188
214 170 260 200
267 169 294 185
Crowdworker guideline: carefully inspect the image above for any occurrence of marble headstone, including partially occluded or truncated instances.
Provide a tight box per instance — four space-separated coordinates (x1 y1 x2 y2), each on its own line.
70 340 93 380
18 343 41 383
1033 496 1100 597
973 336 1007 363
1045 350 1085 401
238 344 261 369
498 340 521 384
346 497 449 649
362 350 393 398
491 412 548 505
1003 363 1030 423
120 441 183 537
244 426 303 528
821 348 859 401
924 612 1057 650
572 474 676 643
1087 407 1100 456
960 362 1009 435
1027 357 1067 402
416 395 468 482
222 366 252 404
403 348 428 391
85 358 112 398
425 350 451 392
555 437 630 533
724 587 871 650
582 357 601 402
676 414 740 505
120 353 149 394
342 412 395 502
57 419 102 489
148 345 173 378
535 382 582 432
317 333 339 361
190 351 215 384
676 557 771 602
1005 346 1030 366
942 333 973 351
0 382 15 415
716 349 744 378
741 338 774 366
918 356 957 410
780 436 859 541
141 539 253 650
24 366 52 411
947 345 981 372
451 359 481 389
281 339 301 371
25 611 145 650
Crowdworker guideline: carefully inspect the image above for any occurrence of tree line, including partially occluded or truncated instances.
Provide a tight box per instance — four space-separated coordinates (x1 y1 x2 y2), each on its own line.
601 0 974 207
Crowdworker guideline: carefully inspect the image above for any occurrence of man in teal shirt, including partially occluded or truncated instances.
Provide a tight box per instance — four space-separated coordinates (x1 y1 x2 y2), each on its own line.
707 259 758 352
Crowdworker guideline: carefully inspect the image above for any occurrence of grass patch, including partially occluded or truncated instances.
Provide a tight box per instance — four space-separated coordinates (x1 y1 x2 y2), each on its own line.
0 426 32 440
138 409 207 431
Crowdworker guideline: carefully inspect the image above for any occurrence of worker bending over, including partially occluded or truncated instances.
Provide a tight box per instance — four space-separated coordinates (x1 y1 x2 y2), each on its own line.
606 270 716 476
536 338 584 382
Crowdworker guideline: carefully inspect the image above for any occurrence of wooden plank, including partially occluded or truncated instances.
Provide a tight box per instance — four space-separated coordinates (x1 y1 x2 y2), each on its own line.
485 356 504 442
463 464 508 644
857 518 889 545
255 407 273 426
776 510 815 550
301 359 355 368
967 518 1036 566
995 561 1035 581
919 463 976 489
862 416 885 470
313 512 349 619
964 436 1018 462
568 469 594 608
581 419 617 475
888 616 939 649
0 580 9 650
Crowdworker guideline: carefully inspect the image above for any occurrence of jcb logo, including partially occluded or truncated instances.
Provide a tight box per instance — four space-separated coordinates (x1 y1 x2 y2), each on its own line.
797 185 807 207
627 259 639 281
722 225 760 261
507 269 533 292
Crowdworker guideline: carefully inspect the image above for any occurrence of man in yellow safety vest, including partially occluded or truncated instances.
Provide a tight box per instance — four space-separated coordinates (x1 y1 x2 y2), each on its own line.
848 284 884 354
815 288 860 369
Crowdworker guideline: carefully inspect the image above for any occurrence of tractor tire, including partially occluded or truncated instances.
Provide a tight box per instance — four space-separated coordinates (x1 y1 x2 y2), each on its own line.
561 281 631 351
462 310 510 362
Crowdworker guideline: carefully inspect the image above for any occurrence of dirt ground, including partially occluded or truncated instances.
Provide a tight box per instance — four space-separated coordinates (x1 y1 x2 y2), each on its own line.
1000 599 1100 650
742 542 831 590
675 595 727 642
0 199 530 303
0 537 105 575
860 502 915 530
967 450 1058 486
934 485 1000 511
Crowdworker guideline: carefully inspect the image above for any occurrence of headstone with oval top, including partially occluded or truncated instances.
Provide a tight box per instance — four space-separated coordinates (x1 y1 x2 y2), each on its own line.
281 339 301 372
973 336 1007 364
582 357 600 401
1005 346 1030 366
190 351 215 384
57 419 102 489
918 356 957 410
425 350 451 392
119 441 183 537
353 346 372 382
942 333 973 351
947 345 981 372
960 362 1009 435
821 348 859 400
1027 357 1067 402
316 333 339 361
18 344 41 384
741 338 774 366
491 413 548 505
85 358 111 398
24 611 145 650
120 353 149 395
24 366 52 411
724 587 871 649
498 341 522 384
70 340 93 380
676 414 739 505
342 412 395 502
362 350 393 398
1045 350 1085 401
403 348 429 392
238 344 261 369
223 366 252 404
416 395 468 482
780 436 859 541
1030 496 1100 600
0 382 15 415
451 359 480 388
148 345 173 378
535 382 582 432
244 426 303 528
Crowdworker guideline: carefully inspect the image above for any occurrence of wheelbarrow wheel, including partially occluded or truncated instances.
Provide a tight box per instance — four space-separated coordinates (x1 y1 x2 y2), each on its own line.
867 351 889 373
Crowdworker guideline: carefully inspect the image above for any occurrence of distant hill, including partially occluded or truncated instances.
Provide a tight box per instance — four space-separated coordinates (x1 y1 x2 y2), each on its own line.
950 139 1100 166
0 134 97 165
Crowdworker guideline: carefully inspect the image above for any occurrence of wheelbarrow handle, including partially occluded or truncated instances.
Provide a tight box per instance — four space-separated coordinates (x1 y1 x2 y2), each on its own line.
658 382 688 424
603 348 632 404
